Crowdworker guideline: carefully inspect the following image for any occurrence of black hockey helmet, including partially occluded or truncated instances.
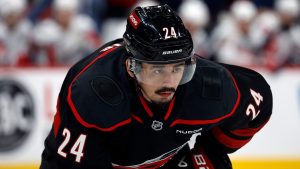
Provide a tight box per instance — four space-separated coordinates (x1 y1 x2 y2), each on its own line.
123 4 194 63
123 4 196 84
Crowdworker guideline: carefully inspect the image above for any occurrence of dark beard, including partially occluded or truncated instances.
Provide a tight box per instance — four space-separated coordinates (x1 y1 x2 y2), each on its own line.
146 99 170 112
155 87 176 95
134 80 174 110
153 87 175 106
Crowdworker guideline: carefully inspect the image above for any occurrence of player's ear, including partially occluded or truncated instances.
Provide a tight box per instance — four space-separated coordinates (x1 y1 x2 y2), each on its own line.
125 58 135 78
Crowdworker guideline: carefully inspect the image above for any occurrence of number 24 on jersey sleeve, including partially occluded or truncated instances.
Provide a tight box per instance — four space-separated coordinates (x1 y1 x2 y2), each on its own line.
246 89 263 120
57 128 87 163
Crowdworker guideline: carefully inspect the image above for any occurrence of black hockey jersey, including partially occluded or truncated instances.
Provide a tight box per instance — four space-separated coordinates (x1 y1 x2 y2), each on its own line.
40 39 272 169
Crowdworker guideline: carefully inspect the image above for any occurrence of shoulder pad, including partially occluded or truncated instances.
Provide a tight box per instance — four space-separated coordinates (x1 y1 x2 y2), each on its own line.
91 76 124 106
172 58 240 126
199 66 222 99
67 43 132 132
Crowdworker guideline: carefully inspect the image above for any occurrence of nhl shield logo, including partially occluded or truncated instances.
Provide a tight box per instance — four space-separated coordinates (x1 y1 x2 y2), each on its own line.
151 120 163 131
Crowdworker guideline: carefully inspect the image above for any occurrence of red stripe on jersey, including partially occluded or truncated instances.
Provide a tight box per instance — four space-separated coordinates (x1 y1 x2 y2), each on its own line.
131 114 144 124
139 95 153 117
67 46 132 132
164 97 175 121
212 127 252 149
113 153 174 169
139 95 176 120
139 157 172 169
113 143 187 169
230 117 270 137
170 70 241 127
53 98 61 137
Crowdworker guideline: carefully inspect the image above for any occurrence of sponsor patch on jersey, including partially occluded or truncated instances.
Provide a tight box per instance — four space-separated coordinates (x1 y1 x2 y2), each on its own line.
129 11 141 29
176 128 202 135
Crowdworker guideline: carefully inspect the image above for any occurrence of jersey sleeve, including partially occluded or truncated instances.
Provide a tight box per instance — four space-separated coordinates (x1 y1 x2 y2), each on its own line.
40 67 113 169
196 64 273 153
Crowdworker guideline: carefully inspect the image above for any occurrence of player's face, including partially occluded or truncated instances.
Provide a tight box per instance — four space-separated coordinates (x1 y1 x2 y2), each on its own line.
55 9 73 28
137 62 185 103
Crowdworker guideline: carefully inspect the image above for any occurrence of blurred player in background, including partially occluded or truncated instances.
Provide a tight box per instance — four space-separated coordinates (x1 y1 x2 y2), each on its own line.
29 0 100 66
209 0 257 66
178 0 210 58
0 0 32 66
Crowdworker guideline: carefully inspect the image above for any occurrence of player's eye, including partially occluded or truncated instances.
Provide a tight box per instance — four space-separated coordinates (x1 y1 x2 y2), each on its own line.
173 67 183 73
153 69 163 74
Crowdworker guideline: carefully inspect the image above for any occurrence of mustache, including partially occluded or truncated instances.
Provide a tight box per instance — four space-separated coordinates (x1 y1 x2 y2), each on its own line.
155 87 176 94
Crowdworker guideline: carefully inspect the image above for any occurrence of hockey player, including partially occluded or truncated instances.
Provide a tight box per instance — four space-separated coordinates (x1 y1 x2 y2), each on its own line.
40 4 272 169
